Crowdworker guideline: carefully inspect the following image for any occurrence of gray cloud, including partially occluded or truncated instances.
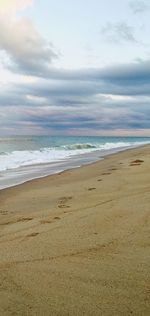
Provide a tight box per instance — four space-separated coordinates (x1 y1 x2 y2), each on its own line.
1 92 150 135
1 58 150 134
2 95 149 134
129 0 149 13
15 59 150 99
1 59 150 111
8 53 149 89
101 21 136 43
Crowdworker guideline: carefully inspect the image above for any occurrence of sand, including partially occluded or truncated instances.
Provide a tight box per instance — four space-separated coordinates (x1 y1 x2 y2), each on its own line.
0 145 150 315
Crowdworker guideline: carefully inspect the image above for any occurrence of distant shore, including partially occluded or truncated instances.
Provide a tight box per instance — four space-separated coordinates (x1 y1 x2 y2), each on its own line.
0 145 150 315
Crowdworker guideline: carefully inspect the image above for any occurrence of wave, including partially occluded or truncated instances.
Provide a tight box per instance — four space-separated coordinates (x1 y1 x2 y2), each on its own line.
0 141 148 172
62 143 97 150
63 141 134 150
62 141 140 150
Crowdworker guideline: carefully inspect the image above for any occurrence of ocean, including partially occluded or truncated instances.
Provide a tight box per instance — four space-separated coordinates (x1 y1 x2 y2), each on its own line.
0 135 150 189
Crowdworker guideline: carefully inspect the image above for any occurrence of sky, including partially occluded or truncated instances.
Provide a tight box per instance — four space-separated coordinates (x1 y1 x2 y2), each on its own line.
0 0 150 136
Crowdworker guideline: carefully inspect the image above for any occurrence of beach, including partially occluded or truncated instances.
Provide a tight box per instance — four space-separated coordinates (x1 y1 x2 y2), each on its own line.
0 144 150 315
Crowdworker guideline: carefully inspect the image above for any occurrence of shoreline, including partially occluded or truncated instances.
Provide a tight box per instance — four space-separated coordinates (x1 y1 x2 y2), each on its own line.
0 144 150 315
0 143 149 191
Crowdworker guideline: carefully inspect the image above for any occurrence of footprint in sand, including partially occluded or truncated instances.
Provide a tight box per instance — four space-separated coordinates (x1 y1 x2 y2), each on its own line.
58 204 70 208
54 216 60 220
0 217 33 226
26 232 39 237
58 196 72 209
17 217 33 222
40 219 52 224
88 187 96 191
101 172 111 175
0 210 8 215
40 216 60 224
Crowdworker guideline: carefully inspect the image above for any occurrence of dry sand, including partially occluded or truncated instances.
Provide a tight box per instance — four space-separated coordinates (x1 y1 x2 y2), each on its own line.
0 145 150 315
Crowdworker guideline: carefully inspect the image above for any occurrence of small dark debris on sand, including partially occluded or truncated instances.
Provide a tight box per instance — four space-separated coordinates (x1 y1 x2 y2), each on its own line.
130 159 144 166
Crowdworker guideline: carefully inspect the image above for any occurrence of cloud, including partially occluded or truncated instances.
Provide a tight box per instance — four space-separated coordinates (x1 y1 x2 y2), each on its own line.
0 1 58 75
101 21 136 44
1 92 149 135
1 56 150 134
0 1 149 135
17 59 150 98
129 0 149 13
4 54 150 95
1 97 149 135
0 17 57 70
1 58 150 110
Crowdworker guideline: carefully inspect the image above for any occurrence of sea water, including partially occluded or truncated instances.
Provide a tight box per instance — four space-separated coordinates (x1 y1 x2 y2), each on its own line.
0 135 149 189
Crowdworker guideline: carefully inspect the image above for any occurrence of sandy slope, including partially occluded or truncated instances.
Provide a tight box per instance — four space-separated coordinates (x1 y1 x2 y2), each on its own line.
0 145 150 315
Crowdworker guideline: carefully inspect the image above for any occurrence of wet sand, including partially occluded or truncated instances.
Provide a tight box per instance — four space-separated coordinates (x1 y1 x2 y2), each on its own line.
0 145 150 315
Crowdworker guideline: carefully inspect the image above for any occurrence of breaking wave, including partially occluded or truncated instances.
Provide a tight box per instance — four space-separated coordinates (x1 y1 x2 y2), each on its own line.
62 143 97 150
0 141 148 172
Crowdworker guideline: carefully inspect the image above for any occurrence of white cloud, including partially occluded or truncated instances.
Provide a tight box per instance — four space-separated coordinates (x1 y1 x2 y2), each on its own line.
100 94 134 101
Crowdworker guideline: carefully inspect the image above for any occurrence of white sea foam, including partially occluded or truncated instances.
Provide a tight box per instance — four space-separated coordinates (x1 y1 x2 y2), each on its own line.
0 141 147 172
0 149 72 172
